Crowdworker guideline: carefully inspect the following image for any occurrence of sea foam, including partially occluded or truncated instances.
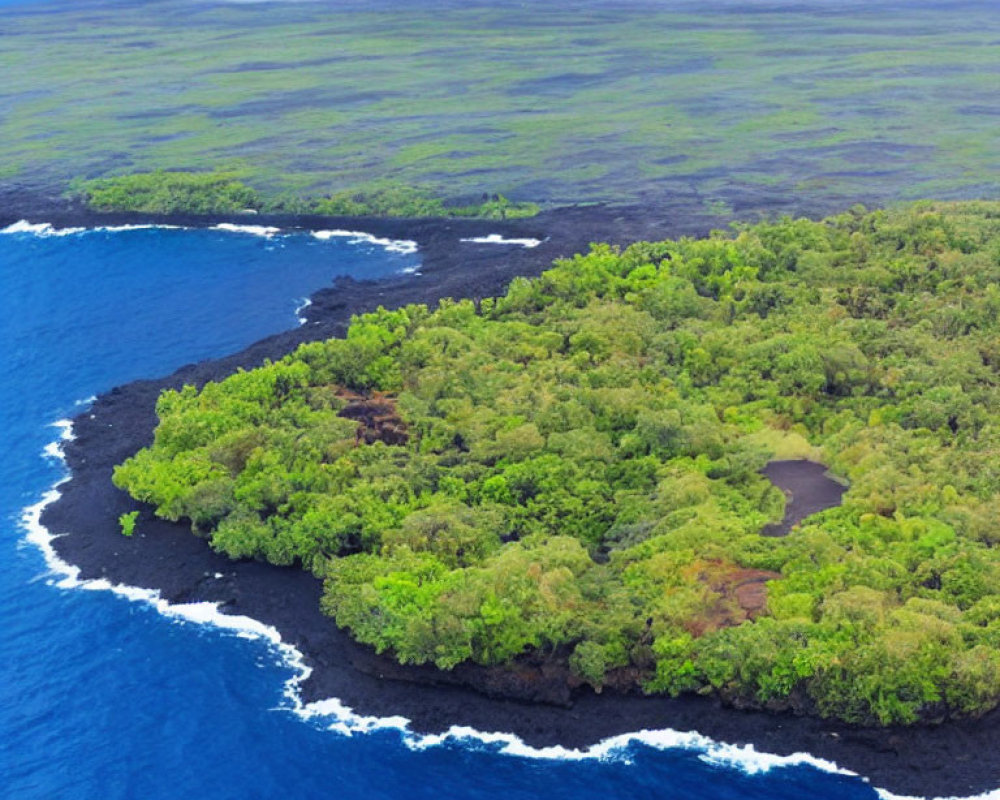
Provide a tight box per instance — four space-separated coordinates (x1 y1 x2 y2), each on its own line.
295 297 312 326
459 233 543 248
2 219 418 256
211 222 282 237
1 220 183 237
23 420 992 800
2 220 87 237
311 229 418 255
94 223 183 232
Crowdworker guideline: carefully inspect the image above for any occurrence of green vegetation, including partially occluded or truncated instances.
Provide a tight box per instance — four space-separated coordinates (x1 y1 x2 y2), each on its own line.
114 202 1000 726
78 171 261 214
119 511 138 537
75 172 539 219
3 2 997 214
255 183 537 219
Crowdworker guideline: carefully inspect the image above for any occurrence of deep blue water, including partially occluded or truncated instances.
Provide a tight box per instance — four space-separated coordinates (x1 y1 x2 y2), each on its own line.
0 224 880 799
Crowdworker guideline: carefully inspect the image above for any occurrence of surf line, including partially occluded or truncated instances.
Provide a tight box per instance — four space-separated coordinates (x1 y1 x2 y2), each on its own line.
0 220 419 256
0 221 178 236
22 418 990 800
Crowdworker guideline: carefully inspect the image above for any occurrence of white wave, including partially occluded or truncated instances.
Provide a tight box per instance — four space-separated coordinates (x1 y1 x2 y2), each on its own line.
2 219 420 257
459 234 542 248
25 421 991 800
298 697 411 737
399 723 854 776
311 229 418 255
2 220 86 237
296 700 1000 799
95 224 183 233
295 297 312 326
1 220 188 237
41 419 74 462
42 441 65 460
22 420 77 583
212 222 282 238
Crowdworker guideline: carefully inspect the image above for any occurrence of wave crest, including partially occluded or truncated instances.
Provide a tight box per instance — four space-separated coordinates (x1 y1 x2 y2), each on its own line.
311 229 418 255
1 219 419 256
2 220 86 237
212 222 281 237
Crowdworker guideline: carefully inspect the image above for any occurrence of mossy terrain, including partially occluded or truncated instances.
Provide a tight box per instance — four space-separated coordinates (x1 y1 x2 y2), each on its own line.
75 171 539 219
115 201 1000 726
3 1 997 215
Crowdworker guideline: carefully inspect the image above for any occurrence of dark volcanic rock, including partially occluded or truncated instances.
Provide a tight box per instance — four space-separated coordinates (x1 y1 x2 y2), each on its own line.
762 460 847 536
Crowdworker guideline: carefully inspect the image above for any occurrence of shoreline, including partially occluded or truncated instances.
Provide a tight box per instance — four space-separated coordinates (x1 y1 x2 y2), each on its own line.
14 194 1000 798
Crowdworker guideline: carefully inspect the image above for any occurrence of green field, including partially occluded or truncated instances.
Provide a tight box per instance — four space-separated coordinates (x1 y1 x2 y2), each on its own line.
2 0 997 215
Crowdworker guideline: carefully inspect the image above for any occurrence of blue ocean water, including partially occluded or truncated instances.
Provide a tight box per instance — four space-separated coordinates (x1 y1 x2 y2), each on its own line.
0 224 879 799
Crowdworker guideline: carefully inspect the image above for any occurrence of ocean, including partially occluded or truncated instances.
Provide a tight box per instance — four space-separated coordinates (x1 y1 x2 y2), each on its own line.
1 223 897 799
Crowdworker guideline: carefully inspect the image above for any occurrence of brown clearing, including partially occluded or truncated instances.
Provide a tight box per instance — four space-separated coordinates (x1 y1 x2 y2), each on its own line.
335 388 408 446
679 560 781 637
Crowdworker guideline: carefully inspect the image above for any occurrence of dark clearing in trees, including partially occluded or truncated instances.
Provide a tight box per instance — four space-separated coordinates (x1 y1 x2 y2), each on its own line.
761 461 846 538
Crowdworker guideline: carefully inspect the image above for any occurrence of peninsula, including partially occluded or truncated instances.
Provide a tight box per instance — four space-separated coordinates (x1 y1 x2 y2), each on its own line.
36 197 1000 798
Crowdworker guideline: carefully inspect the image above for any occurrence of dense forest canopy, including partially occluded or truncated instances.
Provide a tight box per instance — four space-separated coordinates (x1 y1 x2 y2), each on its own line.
114 202 1000 726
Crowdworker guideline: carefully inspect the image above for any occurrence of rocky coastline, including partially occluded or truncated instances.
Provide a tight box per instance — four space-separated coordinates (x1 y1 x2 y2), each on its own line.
13 190 1000 798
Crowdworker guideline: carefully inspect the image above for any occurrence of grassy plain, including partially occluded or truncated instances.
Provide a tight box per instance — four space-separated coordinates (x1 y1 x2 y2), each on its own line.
1 0 997 216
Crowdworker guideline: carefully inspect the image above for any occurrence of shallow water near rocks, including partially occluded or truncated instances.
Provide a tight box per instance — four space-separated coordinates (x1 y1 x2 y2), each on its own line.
3 226 884 799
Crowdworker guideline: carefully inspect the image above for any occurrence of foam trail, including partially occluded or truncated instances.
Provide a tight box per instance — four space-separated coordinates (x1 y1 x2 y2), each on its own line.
41 419 74 462
295 297 312 325
94 224 183 232
2 220 86 237
2 219 419 255
1 220 185 237
25 422 992 800
298 697 411 737
402 725 854 775
311 229 418 255
22 420 77 582
212 222 281 238
460 233 543 248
